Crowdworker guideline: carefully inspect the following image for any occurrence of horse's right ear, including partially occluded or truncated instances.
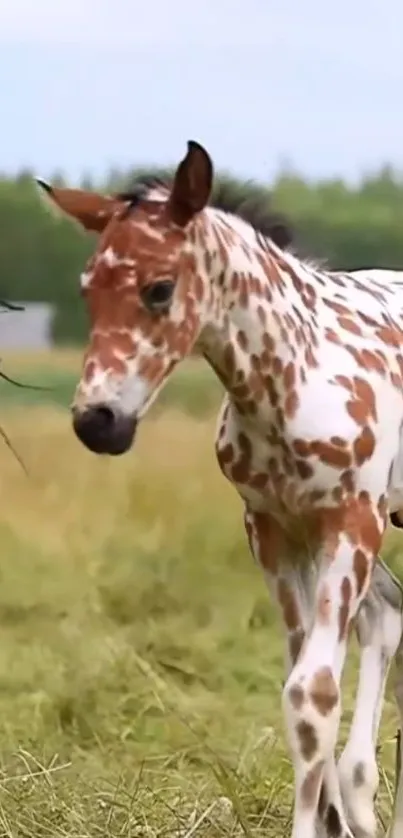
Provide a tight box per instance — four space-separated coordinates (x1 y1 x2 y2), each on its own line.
168 140 213 227
35 180 127 233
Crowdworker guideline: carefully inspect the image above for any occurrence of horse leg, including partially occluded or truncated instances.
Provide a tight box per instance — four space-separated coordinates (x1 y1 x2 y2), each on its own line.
337 557 403 837
384 510 403 836
388 637 403 837
281 509 384 838
244 508 353 837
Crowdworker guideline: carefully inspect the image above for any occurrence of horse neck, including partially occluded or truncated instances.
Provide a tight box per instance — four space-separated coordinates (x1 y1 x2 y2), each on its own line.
194 211 319 419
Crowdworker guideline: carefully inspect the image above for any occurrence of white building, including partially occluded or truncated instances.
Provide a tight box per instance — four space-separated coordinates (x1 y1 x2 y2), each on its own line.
0 302 54 350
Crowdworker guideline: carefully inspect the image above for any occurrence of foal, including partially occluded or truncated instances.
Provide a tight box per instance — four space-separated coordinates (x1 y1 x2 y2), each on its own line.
36 141 403 837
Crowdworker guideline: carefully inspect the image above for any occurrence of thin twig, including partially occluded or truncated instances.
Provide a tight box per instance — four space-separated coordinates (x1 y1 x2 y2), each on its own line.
0 761 72 786
0 299 55 473
0 362 55 477
0 300 25 312
182 802 217 838
0 424 29 476
0 367 53 392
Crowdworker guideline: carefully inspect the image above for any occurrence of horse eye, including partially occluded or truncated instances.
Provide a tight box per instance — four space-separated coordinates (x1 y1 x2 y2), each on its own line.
141 280 174 312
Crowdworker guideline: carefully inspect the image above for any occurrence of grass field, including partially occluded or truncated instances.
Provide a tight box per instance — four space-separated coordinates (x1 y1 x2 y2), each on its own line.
0 348 402 836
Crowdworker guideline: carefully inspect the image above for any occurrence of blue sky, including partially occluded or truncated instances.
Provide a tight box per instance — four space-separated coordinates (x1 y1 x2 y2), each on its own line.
1 0 403 185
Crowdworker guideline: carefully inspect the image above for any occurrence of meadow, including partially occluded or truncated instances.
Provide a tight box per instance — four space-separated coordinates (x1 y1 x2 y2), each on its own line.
0 348 401 836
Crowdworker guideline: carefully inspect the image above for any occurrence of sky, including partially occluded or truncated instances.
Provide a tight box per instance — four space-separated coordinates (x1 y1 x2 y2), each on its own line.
1 0 403 186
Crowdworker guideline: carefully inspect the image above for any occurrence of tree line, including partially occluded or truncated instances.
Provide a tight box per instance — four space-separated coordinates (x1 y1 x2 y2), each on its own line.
1 164 403 343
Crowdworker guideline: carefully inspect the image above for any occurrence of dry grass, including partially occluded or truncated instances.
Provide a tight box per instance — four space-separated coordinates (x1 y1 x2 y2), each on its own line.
0 349 401 835
0 347 83 373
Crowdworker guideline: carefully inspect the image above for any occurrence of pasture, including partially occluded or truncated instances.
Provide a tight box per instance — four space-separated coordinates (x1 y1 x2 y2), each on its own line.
0 347 401 836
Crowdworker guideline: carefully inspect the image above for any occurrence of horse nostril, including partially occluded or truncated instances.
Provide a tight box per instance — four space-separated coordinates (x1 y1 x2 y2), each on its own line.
93 405 116 430
72 404 137 456
72 403 116 448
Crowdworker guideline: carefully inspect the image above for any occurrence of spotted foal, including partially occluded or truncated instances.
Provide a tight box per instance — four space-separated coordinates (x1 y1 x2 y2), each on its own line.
36 141 403 837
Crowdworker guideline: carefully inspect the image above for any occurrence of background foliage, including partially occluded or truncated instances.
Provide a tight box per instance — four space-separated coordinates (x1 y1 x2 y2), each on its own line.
1 164 403 342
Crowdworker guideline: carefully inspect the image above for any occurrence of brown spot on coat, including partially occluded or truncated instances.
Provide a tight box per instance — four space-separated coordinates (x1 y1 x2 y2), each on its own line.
325 327 341 344
289 683 304 710
310 667 338 716
293 438 310 457
391 371 402 389
236 330 248 351
312 440 352 469
354 377 377 421
278 578 300 631
249 472 268 489
305 346 318 368
353 761 365 787
325 300 351 316
330 436 348 448
296 720 318 760
353 548 368 595
217 443 234 466
284 390 299 418
353 426 375 465
283 361 296 390
296 459 314 479
338 316 362 335
376 325 403 347
318 488 382 562
246 513 284 575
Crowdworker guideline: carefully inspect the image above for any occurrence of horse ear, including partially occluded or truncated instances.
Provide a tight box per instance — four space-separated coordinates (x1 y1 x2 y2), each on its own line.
269 220 293 250
168 140 213 226
35 180 126 232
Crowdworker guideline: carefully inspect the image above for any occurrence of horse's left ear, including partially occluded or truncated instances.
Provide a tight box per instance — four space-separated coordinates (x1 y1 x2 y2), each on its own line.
35 180 126 233
168 140 213 226
269 220 293 251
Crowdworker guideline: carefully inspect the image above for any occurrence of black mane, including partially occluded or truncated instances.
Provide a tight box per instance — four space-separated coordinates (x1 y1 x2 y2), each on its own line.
116 174 293 251
116 175 164 206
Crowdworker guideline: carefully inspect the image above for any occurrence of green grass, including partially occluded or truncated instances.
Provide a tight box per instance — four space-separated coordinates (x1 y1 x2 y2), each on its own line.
0 349 400 835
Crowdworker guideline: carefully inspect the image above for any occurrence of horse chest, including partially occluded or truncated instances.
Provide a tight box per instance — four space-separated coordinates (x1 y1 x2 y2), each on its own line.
215 402 337 517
